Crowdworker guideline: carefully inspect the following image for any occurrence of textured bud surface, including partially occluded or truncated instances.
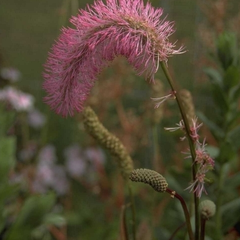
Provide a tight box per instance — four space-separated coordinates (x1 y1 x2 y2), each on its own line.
199 200 216 219
129 168 168 192
83 107 134 179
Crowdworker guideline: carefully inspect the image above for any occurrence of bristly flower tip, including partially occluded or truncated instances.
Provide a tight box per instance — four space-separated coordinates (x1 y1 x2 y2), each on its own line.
151 90 176 108
186 139 214 198
43 0 184 116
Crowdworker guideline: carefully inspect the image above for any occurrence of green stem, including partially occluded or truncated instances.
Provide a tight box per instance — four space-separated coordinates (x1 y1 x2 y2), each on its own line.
200 217 206 240
128 183 136 240
160 61 199 240
215 165 224 239
166 188 194 240
169 222 186 240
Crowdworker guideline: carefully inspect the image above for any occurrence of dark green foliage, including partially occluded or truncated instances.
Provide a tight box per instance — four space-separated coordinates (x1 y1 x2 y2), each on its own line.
5 194 56 240
200 32 240 239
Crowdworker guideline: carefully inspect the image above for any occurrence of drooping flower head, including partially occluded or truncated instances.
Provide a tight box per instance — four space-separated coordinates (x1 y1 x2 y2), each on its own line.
43 0 183 116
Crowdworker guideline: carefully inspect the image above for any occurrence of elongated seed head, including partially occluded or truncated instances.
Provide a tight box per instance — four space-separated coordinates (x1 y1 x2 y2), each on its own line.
129 168 168 192
83 106 134 179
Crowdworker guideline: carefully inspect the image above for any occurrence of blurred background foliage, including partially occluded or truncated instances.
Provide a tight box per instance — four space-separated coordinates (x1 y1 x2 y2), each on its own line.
0 0 240 239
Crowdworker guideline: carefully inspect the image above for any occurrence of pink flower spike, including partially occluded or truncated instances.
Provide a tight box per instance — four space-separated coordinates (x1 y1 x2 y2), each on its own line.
43 0 184 117
189 118 203 142
186 171 207 198
164 119 185 132
195 140 215 169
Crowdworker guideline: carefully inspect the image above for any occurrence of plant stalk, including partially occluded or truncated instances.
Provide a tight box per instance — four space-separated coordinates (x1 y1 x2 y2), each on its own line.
215 164 224 239
200 217 206 240
166 188 194 240
160 61 199 240
128 183 136 240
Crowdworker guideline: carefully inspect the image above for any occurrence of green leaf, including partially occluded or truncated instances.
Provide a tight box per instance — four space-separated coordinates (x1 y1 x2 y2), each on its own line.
0 184 19 204
0 136 16 181
205 145 219 159
218 141 237 163
225 110 240 128
229 83 240 102
216 32 239 70
228 125 240 150
0 184 19 233
225 171 240 189
203 68 223 88
221 198 240 232
5 193 56 240
0 104 16 137
204 68 229 113
223 66 240 91
43 213 66 227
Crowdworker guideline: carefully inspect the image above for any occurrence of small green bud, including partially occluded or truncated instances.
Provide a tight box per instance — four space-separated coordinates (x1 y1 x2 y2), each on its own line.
199 200 216 219
129 168 168 193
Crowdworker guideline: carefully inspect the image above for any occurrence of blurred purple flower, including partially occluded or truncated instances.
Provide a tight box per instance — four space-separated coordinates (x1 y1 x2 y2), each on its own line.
0 67 21 82
64 144 86 177
19 142 37 161
64 144 81 160
85 147 105 166
66 157 86 178
32 180 48 194
0 87 34 111
50 166 69 195
33 159 69 195
43 0 183 116
27 109 46 128
36 164 55 186
38 145 57 165
32 163 55 194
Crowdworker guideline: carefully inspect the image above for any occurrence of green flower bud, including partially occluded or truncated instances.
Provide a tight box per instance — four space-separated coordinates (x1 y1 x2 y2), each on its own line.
199 200 216 219
129 168 168 193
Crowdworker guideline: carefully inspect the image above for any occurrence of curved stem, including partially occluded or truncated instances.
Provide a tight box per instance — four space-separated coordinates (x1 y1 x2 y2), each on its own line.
160 61 199 240
128 183 136 240
168 222 186 240
166 188 194 240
